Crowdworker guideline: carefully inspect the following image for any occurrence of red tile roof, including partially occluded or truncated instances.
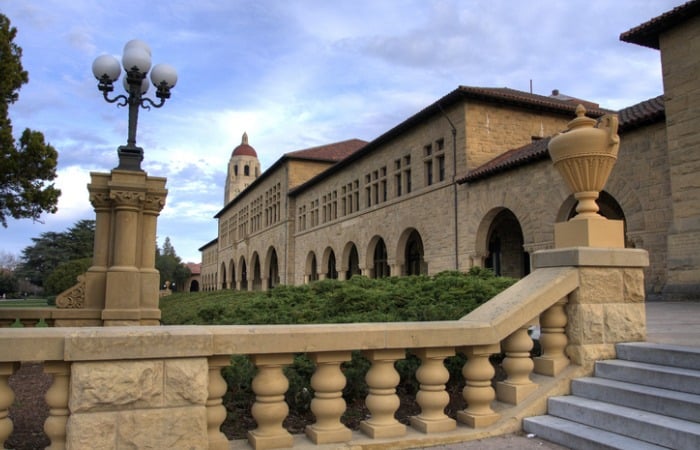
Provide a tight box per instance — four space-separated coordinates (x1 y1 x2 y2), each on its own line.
460 96 665 183
620 0 700 49
285 139 367 162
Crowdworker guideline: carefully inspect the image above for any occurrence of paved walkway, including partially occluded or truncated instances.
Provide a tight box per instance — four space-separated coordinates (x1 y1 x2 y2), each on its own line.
426 301 700 449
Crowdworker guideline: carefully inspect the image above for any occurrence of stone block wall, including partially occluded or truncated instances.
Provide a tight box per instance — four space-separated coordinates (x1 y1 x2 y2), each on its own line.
67 358 209 449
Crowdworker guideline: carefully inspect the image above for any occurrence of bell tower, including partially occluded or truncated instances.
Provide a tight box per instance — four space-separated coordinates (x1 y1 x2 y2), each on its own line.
225 132 260 204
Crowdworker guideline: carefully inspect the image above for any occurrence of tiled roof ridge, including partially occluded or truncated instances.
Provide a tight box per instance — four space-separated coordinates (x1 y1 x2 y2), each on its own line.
285 138 368 161
461 95 665 183
620 0 700 49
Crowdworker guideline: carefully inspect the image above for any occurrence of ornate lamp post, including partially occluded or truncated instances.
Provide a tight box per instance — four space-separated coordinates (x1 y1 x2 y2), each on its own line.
91 39 177 171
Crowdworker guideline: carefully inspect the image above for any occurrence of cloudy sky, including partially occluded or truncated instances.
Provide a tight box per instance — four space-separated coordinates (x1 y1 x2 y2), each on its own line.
0 0 680 263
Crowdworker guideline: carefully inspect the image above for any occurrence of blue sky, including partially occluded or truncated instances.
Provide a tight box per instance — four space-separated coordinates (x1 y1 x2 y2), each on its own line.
0 0 679 263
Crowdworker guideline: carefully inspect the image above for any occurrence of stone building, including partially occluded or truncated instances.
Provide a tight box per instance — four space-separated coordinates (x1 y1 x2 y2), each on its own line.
200 1 700 301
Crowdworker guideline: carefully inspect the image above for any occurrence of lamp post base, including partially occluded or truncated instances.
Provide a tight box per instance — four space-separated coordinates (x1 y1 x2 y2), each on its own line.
116 145 144 171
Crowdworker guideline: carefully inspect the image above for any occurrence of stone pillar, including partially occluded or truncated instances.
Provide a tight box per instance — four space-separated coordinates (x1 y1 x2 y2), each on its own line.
0 362 16 448
85 169 168 326
248 353 294 450
85 175 111 311
207 355 231 450
305 351 352 444
44 361 70 450
409 347 456 433
496 326 538 404
103 179 144 326
140 180 167 325
533 248 648 367
534 298 570 376
457 344 500 428
360 349 406 439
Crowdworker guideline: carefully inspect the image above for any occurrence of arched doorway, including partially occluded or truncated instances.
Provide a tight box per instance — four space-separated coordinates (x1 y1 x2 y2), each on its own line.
239 258 248 291
371 238 390 278
229 259 235 290
267 248 279 289
189 280 199 292
325 249 338 279
252 254 262 291
220 262 227 289
404 230 425 276
306 252 318 282
345 244 360 280
484 209 527 278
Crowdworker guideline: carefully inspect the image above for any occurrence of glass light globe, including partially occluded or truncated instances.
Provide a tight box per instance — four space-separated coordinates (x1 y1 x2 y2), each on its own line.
92 54 121 81
122 75 150 94
150 64 178 89
122 47 152 73
123 39 152 56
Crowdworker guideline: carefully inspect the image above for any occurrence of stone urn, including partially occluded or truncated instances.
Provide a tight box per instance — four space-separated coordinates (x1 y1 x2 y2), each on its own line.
548 104 620 220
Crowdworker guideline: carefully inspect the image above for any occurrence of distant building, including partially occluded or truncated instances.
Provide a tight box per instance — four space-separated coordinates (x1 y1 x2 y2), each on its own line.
186 263 201 292
200 1 700 301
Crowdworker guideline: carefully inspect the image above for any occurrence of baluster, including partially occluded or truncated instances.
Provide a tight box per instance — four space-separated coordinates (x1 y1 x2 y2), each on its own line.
248 353 294 450
497 325 538 404
305 351 352 444
360 349 406 439
457 344 500 427
0 362 17 448
44 361 70 450
207 355 231 450
535 299 570 376
410 347 456 433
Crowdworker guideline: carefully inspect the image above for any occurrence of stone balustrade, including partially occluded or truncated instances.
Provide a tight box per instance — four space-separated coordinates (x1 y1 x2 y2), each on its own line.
0 247 648 449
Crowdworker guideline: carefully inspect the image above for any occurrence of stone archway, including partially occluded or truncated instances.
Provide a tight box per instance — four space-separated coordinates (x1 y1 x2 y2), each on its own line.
220 262 227 289
323 247 338 280
266 248 280 289
251 253 262 291
228 259 235 290
306 252 318 283
397 228 426 276
238 257 248 291
367 236 390 279
479 208 527 278
342 242 361 280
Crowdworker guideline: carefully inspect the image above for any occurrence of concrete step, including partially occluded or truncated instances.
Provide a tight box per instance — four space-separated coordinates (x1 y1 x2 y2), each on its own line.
572 376 700 423
595 359 700 394
523 415 668 450
547 395 700 450
616 342 700 370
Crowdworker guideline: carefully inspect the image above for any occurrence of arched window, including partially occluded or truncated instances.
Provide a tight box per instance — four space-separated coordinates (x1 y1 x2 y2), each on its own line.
234 165 238 176
244 165 250 176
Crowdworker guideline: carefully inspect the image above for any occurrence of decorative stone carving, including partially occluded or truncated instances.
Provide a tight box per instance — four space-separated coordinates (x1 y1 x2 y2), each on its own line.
143 193 166 213
56 275 86 309
109 190 145 208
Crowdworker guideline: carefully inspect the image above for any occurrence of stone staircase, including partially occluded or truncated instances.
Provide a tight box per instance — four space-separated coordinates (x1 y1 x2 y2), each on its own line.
524 342 700 450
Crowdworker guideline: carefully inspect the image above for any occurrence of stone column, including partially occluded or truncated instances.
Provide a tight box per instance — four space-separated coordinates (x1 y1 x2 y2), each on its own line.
457 344 500 428
496 326 538 405
0 362 16 448
44 361 70 450
207 355 231 450
140 178 167 325
360 349 406 439
409 347 456 433
305 351 352 444
102 179 144 326
248 353 294 450
85 175 111 311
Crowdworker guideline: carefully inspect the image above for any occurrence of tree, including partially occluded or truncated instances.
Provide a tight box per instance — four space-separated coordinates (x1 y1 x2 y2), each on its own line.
0 13 60 227
44 257 91 295
156 237 191 292
16 219 95 287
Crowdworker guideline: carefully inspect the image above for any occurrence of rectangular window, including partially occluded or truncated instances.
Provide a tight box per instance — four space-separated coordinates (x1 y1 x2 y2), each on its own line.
437 155 446 181
396 173 402 197
425 160 433 186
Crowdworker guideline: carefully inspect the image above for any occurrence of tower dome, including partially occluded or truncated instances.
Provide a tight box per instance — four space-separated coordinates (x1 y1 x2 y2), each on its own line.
224 132 261 204
232 132 258 158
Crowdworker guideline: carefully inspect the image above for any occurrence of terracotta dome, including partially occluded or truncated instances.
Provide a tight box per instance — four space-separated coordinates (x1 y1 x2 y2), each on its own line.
232 132 258 158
